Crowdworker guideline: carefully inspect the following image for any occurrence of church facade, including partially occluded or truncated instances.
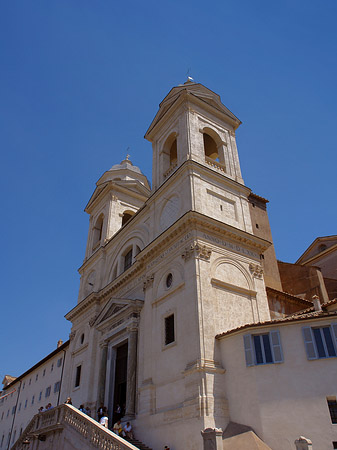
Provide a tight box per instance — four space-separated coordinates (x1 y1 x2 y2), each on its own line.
2 80 337 450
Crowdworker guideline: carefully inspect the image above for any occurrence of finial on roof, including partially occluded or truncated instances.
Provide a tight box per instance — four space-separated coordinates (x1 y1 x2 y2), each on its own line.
184 76 195 85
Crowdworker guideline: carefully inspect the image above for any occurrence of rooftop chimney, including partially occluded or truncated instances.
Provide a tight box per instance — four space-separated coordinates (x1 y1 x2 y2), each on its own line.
312 295 322 312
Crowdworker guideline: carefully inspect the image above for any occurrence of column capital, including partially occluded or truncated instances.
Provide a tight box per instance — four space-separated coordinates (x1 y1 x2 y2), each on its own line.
127 325 139 334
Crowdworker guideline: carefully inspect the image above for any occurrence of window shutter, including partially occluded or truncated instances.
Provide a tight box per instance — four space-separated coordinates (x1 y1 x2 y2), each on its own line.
243 334 254 367
331 323 337 352
270 330 283 363
302 326 317 360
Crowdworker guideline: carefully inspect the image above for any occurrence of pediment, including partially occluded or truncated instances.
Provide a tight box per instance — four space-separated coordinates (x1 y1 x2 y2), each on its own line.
100 303 126 323
85 180 150 213
85 183 109 212
296 235 337 264
93 297 143 328
145 82 241 139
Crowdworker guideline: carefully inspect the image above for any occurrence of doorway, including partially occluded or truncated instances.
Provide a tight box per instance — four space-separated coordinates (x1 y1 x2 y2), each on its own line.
113 342 128 424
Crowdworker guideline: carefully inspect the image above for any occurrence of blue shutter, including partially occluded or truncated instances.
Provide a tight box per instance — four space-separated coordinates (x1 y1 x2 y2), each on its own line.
331 323 337 352
302 326 317 360
270 330 283 363
243 334 254 366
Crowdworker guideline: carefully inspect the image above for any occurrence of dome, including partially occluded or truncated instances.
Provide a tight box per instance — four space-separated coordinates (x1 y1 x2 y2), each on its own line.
109 157 142 175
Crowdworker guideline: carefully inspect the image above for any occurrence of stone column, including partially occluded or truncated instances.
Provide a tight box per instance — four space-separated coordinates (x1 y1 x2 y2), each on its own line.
125 326 138 419
98 343 108 407
295 436 313 450
201 428 223 450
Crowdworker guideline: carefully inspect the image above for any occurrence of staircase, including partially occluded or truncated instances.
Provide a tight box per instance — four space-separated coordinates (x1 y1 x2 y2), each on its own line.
127 438 152 450
12 404 144 450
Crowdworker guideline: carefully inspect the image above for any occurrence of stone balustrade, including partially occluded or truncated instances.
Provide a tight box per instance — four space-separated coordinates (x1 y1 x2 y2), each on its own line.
205 156 226 173
164 162 178 178
12 404 139 450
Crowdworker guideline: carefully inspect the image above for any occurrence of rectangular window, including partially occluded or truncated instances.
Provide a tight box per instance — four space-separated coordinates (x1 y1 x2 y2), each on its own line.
54 381 60 393
31 396 35 405
124 249 133 271
165 314 175 345
18 403 21 412
302 324 337 360
244 331 283 366
57 358 62 368
35 374 38 381
75 365 82 388
51 363 54 372
39 392 42 402
333 442 337 450
11 406 16 415
24 400 27 409
328 399 337 424
45 386 51 398
43 369 46 377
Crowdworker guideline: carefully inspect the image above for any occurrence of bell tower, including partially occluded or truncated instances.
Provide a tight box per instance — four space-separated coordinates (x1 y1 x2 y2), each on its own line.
146 78 244 192
79 157 150 300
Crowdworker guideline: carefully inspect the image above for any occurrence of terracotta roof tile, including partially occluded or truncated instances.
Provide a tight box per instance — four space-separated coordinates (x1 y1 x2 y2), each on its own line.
215 311 337 339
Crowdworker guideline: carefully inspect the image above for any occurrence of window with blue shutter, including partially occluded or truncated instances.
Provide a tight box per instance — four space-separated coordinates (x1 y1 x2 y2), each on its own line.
243 330 284 366
302 324 337 360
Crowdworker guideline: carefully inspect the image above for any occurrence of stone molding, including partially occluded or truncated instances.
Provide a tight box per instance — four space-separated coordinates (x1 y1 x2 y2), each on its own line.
182 242 212 261
183 358 225 375
249 263 264 278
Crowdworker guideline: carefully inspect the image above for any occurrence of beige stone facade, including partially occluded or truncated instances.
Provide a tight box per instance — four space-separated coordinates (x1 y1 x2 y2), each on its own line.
2 81 337 450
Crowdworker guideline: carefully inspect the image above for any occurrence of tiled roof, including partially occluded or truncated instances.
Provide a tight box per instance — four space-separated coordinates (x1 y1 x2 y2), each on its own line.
215 310 337 339
289 298 337 316
266 286 313 307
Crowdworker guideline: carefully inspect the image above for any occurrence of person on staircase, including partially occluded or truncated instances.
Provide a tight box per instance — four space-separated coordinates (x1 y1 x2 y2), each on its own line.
123 422 133 439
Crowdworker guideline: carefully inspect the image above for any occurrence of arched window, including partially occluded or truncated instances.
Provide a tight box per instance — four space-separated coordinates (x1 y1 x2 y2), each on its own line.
203 133 219 161
169 139 177 166
162 133 178 178
318 244 327 253
92 214 104 250
122 210 135 226
203 128 227 172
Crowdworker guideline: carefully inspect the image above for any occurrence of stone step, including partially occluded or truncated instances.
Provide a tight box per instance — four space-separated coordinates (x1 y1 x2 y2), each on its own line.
127 438 152 450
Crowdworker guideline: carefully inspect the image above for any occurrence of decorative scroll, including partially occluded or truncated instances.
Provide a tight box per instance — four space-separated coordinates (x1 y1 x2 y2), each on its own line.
182 242 212 261
143 274 154 291
249 263 263 278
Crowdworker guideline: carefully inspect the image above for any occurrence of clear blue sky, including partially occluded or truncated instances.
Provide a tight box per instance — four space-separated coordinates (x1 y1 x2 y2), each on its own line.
1 0 336 380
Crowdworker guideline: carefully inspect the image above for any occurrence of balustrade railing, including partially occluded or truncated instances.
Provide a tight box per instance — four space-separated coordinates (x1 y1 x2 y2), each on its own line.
205 156 226 173
12 404 139 450
164 162 178 178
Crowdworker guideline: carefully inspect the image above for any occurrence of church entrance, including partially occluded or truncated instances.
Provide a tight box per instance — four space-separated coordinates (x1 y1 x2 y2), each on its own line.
113 342 128 423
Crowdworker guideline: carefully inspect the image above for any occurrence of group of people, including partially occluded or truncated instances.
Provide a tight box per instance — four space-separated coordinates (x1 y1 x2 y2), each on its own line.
112 420 133 439
97 403 133 440
38 403 53 413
